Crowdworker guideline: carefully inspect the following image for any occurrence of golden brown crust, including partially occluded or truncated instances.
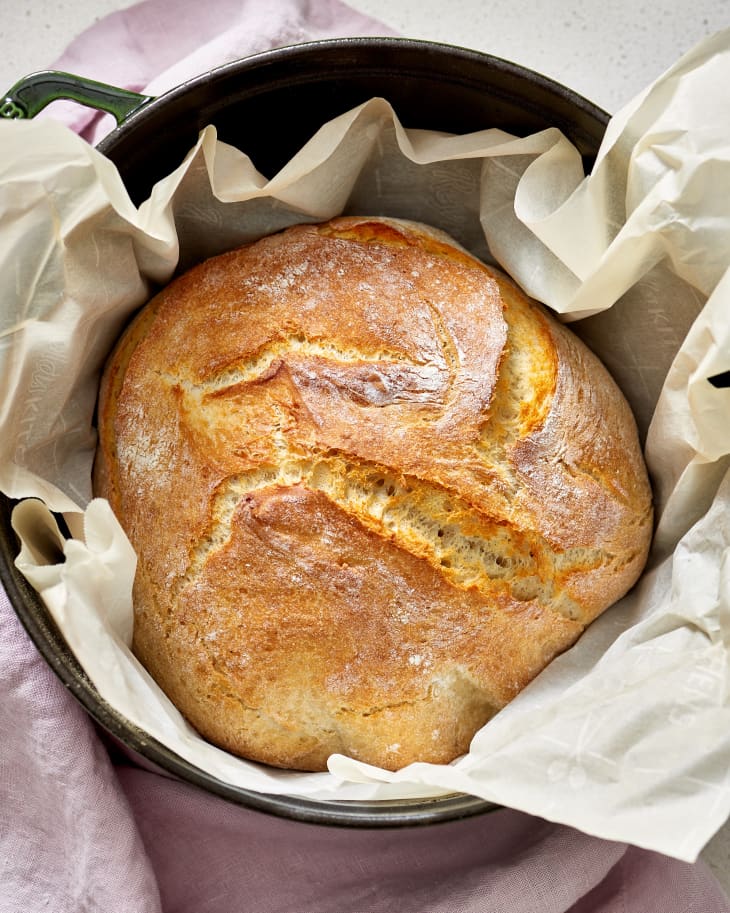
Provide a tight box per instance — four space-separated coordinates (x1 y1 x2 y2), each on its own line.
94 216 653 771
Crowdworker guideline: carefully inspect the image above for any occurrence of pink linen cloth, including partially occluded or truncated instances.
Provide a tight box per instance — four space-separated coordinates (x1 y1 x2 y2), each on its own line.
41 0 398 141
2 1 729 910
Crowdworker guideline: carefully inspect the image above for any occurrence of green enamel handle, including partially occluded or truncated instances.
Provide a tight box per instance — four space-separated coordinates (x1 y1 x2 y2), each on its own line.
1 71 153 123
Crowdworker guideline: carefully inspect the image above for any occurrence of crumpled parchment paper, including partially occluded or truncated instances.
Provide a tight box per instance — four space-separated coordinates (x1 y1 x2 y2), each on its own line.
2 29 730 862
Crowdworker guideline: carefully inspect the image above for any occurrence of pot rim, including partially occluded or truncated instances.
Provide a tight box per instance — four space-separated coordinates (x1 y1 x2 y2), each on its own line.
97 35 609 154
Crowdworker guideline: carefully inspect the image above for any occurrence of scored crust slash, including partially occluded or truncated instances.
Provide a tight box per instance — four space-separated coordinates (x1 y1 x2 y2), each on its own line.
93 216 653 772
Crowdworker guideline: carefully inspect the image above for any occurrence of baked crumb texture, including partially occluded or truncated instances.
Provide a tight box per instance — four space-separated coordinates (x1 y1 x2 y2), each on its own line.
94 217 653 771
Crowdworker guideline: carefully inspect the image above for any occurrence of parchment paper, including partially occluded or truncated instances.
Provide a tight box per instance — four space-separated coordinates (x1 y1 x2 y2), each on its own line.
3 29 730 862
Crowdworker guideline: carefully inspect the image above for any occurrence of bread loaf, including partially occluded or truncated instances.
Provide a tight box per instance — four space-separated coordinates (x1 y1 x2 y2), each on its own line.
94 216 653 772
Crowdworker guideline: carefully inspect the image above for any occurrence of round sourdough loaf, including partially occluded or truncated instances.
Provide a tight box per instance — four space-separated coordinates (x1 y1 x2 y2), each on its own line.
93 216 653 772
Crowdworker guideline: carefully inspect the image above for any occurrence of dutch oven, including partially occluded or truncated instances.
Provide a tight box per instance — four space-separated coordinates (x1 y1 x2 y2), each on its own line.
0 37 609 827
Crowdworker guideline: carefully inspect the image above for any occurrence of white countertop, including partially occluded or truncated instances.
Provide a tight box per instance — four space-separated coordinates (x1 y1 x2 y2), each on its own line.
2 0 729 114
1 0 729 895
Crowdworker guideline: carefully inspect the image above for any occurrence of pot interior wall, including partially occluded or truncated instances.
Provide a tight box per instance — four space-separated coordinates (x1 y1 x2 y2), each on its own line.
98 39 608 205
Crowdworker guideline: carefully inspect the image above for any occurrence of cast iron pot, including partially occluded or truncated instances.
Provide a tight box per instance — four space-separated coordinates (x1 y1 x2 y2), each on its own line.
0 37 609 827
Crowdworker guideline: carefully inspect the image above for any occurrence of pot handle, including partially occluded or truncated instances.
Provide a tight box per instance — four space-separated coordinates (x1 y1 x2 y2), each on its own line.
1 71 153 123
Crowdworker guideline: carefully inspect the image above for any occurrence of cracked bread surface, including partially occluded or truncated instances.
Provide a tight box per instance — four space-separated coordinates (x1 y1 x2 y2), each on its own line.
93 216 653 771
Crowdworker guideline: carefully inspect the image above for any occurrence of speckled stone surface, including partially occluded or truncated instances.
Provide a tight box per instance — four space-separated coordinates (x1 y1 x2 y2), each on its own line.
1 0 729 892
2 0 728 112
